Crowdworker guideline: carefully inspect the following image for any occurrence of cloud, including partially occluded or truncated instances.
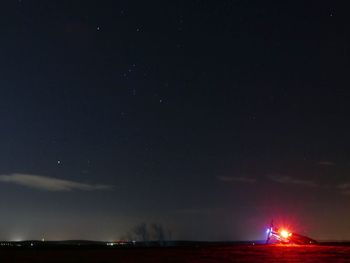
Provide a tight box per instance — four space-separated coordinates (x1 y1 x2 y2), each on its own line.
318 161 336 166
0 173 112 192
268 175 319 188
217 176 256 184
337 183 350 195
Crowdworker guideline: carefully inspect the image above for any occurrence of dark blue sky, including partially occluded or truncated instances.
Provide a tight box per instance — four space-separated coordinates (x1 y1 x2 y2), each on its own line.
0 0 349 241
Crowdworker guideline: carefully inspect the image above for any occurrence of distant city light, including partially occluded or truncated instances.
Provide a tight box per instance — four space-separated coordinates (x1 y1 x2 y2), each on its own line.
280 230 291 238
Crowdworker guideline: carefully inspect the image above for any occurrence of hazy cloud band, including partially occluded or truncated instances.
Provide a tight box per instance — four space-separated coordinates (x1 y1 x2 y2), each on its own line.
0 173 112 192
268 175 319 188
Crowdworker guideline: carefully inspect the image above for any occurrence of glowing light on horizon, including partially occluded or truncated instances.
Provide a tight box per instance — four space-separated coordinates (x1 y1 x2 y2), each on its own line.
280 230 292 238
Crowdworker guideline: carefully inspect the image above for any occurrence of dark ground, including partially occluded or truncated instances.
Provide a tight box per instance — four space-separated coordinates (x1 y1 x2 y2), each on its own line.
0 244 350 262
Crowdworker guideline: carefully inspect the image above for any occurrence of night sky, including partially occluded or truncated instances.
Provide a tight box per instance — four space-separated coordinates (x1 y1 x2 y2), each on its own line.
0 0 349 241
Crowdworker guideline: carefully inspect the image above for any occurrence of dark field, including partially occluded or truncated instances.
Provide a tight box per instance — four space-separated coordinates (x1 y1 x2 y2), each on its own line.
1 244 350 262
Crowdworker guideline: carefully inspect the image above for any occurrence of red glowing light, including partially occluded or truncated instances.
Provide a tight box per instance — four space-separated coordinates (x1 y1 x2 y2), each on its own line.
280 230 290 238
